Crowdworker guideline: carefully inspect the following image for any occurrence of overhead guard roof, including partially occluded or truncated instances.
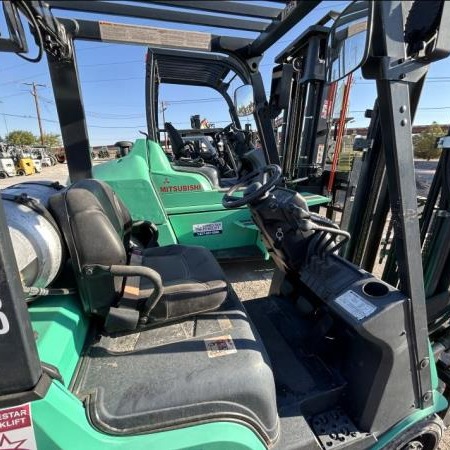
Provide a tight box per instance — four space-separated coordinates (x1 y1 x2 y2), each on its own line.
48 0 321 57
150 48 239 89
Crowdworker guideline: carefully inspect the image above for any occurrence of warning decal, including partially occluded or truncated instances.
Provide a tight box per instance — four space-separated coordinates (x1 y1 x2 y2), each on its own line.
99 21 211 51
0 404 37 450
334 290 376 321
316 144 325 164
205 335 237 358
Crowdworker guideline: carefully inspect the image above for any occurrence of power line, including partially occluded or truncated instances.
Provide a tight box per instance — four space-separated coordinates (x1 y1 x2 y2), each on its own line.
0 92 29 100
0 112 58 123
76 44 114 52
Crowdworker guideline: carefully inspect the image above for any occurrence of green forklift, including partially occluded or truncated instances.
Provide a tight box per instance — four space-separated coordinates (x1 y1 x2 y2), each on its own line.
1 1 450 449
76 12 330 259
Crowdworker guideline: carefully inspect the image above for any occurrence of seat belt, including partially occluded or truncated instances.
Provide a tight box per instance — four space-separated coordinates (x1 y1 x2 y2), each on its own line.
122 250 144 303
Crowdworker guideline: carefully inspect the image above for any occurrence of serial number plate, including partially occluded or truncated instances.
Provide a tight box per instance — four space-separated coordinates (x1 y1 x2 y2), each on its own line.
193 222 223 236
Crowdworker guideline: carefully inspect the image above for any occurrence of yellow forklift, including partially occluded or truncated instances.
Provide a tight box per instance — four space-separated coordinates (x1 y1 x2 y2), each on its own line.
12 149 36 176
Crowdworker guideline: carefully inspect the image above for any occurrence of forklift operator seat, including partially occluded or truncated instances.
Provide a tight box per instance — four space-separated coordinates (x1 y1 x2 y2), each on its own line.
165 122 194 159
48 179 228 329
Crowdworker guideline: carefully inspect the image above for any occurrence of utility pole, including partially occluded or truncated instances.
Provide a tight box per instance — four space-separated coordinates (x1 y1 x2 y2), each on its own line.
24 82 46 146
0 101 9 135
160 101 168 151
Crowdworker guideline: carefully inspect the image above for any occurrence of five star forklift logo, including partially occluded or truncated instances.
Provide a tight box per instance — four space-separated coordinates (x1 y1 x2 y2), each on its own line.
0 404 36 450
0 434 27 450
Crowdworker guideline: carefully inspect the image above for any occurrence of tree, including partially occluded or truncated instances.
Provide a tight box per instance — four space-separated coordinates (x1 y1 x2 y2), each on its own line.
413 122 444 160
41 133 62 147
5 130 36 146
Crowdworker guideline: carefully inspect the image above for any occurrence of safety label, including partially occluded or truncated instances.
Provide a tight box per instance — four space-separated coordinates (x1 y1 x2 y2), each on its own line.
282 1 297 20
205 335 237 358
193 222 223 236
99 21 211 51
316 144 325 164
334 290 376 321
0 403 37 450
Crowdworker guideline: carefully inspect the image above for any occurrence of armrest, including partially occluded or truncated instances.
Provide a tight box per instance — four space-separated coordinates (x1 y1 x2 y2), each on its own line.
86 264 163 325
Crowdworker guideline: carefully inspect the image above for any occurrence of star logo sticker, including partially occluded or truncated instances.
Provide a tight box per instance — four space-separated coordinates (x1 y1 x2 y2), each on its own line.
0 434 28 450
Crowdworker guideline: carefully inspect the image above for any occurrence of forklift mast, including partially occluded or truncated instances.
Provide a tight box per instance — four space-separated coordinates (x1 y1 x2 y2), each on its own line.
273 24 330 194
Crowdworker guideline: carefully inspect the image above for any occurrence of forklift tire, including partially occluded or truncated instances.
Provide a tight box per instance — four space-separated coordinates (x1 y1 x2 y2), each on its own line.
17 169 25 176
384 415 444 450
0 172 7 179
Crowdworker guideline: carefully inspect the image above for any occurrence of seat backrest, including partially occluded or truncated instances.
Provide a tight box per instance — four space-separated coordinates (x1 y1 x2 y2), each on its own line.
165 122 185 158
49 179 132 317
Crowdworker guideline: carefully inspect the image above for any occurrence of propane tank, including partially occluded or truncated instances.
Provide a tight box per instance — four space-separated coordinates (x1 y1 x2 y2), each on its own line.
2 182 65 289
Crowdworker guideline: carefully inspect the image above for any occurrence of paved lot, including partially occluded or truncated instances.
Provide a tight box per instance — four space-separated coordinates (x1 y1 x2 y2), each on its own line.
1 161 448 448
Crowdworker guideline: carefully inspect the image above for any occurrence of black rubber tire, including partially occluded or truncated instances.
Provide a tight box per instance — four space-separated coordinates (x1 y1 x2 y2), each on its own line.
383 415 444 450
17 169 25 176
0 172 7 179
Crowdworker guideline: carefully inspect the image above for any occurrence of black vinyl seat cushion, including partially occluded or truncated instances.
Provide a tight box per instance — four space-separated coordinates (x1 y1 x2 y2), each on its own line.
48 179 228 324
138 245 228 322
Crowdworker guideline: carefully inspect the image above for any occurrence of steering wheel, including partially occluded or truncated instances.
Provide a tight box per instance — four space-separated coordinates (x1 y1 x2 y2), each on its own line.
222 164 282 209
215 122 234 140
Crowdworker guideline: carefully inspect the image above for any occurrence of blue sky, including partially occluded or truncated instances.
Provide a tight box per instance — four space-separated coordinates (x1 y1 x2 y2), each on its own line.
0 1 449 146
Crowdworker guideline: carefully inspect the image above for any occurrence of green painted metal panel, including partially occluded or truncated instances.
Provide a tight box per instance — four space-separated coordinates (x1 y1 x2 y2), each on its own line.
93 140 168 225
156 222 178 246
32 383 266 450
168 208 259 249
29 296 88 385
148 140 227 212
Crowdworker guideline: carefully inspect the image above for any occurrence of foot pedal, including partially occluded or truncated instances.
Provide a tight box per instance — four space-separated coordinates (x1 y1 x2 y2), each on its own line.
310 408 376 449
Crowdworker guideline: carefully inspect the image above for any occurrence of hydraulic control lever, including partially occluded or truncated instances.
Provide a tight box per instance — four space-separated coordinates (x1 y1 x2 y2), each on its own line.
288 203 351 258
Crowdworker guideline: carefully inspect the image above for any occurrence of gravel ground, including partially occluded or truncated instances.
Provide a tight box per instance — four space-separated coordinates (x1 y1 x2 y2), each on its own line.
0 161 74 188
2 161 448 449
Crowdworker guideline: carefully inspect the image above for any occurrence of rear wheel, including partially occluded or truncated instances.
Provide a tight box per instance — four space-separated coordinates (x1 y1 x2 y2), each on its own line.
0 172 7 179
17 169 25 176
384 415 444 450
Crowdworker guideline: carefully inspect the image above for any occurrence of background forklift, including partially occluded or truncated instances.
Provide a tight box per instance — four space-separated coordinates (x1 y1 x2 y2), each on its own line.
11 148 35 176
1 1 450 450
